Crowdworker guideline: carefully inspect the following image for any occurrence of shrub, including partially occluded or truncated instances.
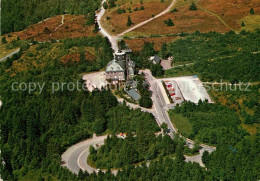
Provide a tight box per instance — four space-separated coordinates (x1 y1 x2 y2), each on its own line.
164 19 174 26
171 8 178 12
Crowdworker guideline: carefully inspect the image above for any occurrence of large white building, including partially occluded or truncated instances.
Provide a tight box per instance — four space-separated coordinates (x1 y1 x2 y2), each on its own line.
105 49 135 84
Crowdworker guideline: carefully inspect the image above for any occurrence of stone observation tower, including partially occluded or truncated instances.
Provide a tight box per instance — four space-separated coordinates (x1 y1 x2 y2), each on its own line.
105 48 135 84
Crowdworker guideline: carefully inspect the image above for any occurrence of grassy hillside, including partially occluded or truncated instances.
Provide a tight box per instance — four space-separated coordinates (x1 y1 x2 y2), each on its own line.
100 0 172 35
166 31 260 82
1 0 101 34
128 0 260 36
2 15 97 42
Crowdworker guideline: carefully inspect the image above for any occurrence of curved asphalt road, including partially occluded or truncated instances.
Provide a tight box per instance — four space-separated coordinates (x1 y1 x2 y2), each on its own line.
96 0 119 51
61 135 107 174
142 70 215 151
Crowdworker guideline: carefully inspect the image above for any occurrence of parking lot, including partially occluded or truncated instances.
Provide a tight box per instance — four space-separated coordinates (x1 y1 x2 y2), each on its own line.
163 80 184 105
82 71 108 92
158 76 212 106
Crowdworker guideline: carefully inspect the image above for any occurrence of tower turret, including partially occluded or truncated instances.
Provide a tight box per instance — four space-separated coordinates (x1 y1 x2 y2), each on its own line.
115 50 126 70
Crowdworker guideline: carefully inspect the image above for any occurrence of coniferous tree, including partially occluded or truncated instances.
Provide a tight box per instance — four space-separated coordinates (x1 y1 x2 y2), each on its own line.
2 37 7 44
175 141 185 166
202 150 210 166
103 2 108 9
109 0 116 8
93 21 100 33
160 42 168 59
78 169 84 180
189 2 197 11
127 16 133 26
164 19 174 26
118 40 127 50
250 8 255 15
86 11 96 25
80 51 86 62
151 64 164 77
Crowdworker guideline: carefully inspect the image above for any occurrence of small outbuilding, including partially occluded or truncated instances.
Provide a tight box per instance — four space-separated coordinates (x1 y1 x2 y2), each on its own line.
126 89 141 101
149 55 161 64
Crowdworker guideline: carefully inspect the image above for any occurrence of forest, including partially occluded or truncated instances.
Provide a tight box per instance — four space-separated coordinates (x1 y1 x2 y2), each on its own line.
202 133 260 181
1 0 101 34
106 104 159 134
210 84 260 126
75 133 260 181
88 134 178 169
165 30 260 82
0 35 158 180
170 101 248 145
0 36 111 180
0 24 259 180
88 132 202 169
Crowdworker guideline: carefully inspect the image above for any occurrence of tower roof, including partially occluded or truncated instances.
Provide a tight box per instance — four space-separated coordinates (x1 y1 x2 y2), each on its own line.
123 49 132 53
115 50 126 56
106 59 124 72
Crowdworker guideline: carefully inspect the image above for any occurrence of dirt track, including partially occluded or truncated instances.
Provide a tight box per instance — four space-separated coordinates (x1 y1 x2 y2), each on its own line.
97 0 178 51
118 0 177 37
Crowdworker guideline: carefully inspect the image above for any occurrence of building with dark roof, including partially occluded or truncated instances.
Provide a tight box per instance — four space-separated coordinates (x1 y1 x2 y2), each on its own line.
126 89 141 101
149 55 161 64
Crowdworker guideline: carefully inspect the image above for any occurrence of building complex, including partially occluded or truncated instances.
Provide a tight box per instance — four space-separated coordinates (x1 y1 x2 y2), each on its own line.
105 49 135 84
